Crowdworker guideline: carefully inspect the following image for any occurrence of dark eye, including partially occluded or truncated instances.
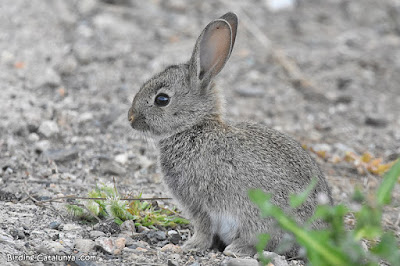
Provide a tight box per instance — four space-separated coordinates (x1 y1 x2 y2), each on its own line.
155 93 170 107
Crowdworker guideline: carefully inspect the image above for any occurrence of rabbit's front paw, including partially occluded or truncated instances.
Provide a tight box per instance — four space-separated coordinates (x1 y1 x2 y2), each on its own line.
182 234 212 252
223 241 256 257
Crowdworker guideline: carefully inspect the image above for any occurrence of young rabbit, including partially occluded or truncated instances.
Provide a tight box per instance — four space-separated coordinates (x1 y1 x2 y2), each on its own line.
128 12 333 257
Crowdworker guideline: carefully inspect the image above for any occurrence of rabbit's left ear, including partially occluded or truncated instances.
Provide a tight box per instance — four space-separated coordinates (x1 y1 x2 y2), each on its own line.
190 12 238 87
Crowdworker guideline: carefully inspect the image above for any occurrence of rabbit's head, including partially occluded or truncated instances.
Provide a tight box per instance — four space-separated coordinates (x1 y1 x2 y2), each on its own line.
128 12 238 139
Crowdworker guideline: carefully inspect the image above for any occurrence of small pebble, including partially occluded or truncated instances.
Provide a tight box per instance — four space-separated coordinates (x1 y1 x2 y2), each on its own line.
35 140 51 153
120 220 136 233
115 237 126 249
167 230 181 244
49 221 61 230
161 243 182 253
115 153 129 165
234 86 265 97
365 115 388 128
38 120 59 138
89 230 106 238
28 133 40 142
74 239 95 253
95 237 114 254
223 258 259 266
62 223 81 231
137 225 150 233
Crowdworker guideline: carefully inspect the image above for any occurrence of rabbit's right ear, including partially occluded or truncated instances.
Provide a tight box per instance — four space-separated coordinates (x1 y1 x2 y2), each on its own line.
189 12 238 90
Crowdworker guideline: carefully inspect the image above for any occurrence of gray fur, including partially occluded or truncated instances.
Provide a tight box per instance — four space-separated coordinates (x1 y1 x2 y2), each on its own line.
128 12 333 258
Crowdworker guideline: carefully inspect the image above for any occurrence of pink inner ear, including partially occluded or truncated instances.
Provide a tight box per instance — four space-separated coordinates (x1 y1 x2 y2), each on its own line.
200 21 231 77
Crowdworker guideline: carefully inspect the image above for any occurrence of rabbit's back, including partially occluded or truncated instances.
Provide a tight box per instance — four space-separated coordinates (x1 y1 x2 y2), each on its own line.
159 118 332 216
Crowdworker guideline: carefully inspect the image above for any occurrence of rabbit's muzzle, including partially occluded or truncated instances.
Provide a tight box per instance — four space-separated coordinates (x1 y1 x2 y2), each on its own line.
128 107 150 132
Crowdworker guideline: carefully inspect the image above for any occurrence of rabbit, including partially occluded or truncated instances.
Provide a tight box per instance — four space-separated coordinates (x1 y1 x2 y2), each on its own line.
128 12 333 258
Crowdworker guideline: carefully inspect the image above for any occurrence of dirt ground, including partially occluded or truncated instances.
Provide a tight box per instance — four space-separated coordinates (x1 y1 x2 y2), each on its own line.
0 0 399 265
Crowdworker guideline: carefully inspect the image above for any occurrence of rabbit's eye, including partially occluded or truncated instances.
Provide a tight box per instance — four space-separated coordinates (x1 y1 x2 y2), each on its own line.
155 93 170 107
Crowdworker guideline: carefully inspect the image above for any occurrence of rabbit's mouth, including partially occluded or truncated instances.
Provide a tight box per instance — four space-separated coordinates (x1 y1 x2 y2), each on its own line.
128 108 151 133
129 116 150 133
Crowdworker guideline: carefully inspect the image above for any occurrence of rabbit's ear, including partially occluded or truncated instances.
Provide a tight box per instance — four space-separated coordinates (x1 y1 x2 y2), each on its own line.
190 13 238 87
219 12 238 55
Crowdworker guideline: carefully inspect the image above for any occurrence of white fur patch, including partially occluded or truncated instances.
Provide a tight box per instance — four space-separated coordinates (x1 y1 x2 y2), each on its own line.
210 212 238 244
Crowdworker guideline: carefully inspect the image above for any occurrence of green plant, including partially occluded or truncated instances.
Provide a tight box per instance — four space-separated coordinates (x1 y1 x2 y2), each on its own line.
66 182 189 228
249 159 400 266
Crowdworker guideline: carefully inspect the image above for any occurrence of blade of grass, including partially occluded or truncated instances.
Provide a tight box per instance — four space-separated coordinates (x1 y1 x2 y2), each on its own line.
376 159 400 206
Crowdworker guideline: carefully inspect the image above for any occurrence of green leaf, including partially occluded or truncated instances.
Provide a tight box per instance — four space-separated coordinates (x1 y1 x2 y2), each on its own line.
66 204 85 217
351 187 365 203
312 204 348 243
256 234 271 266
289 177 318 208
86 201 100 216
376 159 400 206
354 205 382 240
370 233 400 266
114 217 123 225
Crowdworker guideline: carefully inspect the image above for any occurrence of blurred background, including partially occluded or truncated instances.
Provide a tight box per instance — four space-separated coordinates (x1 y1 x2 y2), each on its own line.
0 0 399 263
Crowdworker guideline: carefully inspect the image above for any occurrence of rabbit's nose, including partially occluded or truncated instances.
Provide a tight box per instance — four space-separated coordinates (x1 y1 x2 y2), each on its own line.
128 108 135 123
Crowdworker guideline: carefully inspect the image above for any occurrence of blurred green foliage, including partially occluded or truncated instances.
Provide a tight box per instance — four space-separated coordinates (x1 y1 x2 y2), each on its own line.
250 159 400 266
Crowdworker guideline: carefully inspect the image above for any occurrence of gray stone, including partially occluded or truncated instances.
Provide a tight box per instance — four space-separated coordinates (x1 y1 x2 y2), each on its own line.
145 230 166 242
62 223 81 231
95 220 121 234
115 153 129 165
168 256 179 266
74 239 95 253
137 155 154 169
9 228 25 239
365 115 388 128
118 234 135 246
223 258 259 266
35 140 51 152
57 55 78 75
38 120 59 138
167 230 181 244
78 112 94 123
38 68 61 88
311 143 332 153
234 86 265 97
28 132 40 142
120 220 136 233
256 251 289 266
0 230 16 245
89 230 106 239
49 221 61 230
163 0 187 12
266 0 294 11
99 161 126 176
335 95 353 104
95 237 114 254
43 148 79 162
38 241 66 255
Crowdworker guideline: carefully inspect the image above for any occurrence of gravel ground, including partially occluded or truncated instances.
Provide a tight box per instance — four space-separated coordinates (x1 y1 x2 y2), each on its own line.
0 0 399 265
